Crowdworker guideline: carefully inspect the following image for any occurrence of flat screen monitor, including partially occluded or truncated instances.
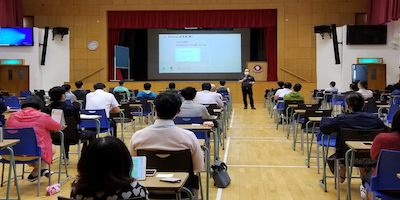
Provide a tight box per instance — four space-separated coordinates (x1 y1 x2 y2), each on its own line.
0 27 34 46
346 25 387 45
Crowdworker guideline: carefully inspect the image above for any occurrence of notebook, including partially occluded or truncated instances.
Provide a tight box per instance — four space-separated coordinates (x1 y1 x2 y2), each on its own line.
51 109 65 127
131 156 146 180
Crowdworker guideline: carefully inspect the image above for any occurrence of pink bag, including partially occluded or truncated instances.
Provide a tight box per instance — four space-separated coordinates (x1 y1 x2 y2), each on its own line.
46 183 61 196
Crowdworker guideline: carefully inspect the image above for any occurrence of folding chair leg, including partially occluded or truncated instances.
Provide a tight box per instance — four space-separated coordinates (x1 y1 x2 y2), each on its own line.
1 163 4 187
78 141 82 160
335 159 340 200
37 159 41 196
317 144 320 174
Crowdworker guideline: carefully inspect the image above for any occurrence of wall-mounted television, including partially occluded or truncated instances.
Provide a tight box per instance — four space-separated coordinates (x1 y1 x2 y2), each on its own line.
346 25 387 45
0 27 34 46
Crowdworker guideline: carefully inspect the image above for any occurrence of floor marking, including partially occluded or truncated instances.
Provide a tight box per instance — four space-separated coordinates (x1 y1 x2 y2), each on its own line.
216 137 230 200
227 164 318 168
229 109 235 128
229 136 287 139
229 139 292 142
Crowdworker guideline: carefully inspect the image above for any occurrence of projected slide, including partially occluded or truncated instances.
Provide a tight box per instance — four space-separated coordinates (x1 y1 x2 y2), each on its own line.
159 34 242 73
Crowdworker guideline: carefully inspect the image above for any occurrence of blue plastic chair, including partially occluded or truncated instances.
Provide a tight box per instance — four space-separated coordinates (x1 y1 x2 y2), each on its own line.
0 127 49 196
382 104 400 125
365 149 400 200
3 96 21 109
174 116 210 142
79 109 113 136
108 87 114 93
65 99 72 105
19 91 31 97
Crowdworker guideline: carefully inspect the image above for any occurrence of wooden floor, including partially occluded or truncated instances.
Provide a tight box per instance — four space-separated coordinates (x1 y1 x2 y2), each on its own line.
0 102 365 200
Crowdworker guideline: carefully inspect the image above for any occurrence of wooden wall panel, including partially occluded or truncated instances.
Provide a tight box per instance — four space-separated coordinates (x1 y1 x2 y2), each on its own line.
22 0 368 89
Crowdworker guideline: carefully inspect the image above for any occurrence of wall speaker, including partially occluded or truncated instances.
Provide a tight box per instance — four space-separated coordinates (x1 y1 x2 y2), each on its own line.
52 27 69 41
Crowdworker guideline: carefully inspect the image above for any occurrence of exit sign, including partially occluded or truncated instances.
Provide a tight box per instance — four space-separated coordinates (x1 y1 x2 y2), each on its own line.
0 60 23 65
357 58 383 64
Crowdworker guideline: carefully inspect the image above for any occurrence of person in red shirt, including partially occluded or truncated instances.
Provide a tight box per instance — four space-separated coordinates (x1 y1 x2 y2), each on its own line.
362 109 400 198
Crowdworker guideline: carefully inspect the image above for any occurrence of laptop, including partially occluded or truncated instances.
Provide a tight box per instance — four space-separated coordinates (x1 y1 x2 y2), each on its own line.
131 156 146 180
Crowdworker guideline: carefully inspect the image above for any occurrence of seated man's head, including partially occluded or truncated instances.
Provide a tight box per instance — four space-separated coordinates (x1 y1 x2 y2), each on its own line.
277 81 284 88
75 81 83 89
49 86 66 102
220 80 226 86
168 82 176 89
350 83 358 91
284 82 292 89
154 93 181 120
62 84 72 92
202 83 211 91
144 83 152 90
330 81 336 87
21 95 44 110
346 92 364 112
210 84 217 92
358 80 368 89
93 83 106 91
293 83 302 92
394 82 400 90
119 81 124 86
181 87 196 100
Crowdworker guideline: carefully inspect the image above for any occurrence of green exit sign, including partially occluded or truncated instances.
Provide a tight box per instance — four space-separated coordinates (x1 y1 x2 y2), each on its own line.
1 60 22 65
358 58 383 64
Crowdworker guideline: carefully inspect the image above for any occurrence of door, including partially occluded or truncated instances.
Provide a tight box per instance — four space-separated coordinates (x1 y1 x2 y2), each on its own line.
367 64 386 90
0 65 29 94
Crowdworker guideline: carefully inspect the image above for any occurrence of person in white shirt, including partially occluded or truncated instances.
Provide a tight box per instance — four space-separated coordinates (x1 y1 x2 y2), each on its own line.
195 83 224 107
324 81 339 93
85 83 121 137
129 92 204 196
177 87 211 120
357 80 373 99
274 82 293 99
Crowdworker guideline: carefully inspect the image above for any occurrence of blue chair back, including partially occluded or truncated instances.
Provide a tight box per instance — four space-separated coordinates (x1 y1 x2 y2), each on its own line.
3 96 21 109
65 99 72 105
0 127 41 157
365 98 378 113
79 109 110 129
386 104 400 124
109 87 114 93
174 116 207 140
370 150 400 192
20 91 32 97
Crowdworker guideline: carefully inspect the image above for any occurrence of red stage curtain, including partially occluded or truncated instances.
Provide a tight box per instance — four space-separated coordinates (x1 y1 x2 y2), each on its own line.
0 0 23 27
265 27 277 81
108 10 277 81
368 0 400 25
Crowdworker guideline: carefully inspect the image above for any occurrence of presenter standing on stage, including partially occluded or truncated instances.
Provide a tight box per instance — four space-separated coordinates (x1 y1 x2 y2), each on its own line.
238 68 256 109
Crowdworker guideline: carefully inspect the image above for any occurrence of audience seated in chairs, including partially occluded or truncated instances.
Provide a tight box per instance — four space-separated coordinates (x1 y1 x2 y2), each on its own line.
320 92 389 184
177 87 211 120
62 84 77 103
361 109 400 199
85 83 120 137
357 80 373 99
113 80 131 99
195 83 223 107
274 82 292 100
283 83 304 101
165 82 179 93
70 136 148 199
217 80 230 95
136 83 157 99
72 81 88 101
129 92 204 197
45 86 96 165
6 95 61 181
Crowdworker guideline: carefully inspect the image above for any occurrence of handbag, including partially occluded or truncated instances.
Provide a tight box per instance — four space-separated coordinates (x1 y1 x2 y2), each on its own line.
211 161 231 188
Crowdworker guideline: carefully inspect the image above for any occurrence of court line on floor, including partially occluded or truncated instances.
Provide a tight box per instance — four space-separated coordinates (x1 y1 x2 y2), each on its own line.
229 109 235 128
227 164 318 168
216 137 230 200
229 139 292 142
230 136 287 139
